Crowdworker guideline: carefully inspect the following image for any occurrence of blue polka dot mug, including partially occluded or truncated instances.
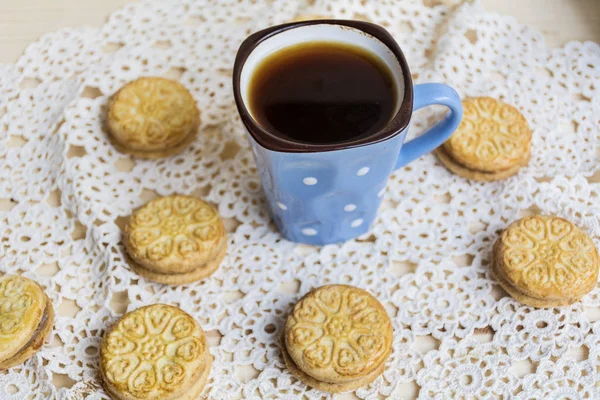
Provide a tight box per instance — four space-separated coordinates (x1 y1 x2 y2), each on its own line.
233 20 463 245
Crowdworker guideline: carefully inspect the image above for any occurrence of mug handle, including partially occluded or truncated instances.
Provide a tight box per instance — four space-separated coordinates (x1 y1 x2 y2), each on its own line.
395 83 463 169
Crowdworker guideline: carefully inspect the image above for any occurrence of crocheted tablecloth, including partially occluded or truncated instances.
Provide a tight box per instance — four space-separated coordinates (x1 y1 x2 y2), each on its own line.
0 0 599 398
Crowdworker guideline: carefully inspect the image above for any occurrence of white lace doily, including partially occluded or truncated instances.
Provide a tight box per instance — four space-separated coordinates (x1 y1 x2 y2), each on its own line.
1 0 599 399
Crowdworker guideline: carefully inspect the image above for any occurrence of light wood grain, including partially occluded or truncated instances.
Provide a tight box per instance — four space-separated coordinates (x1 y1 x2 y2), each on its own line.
0 0 598 398
0 0 599 64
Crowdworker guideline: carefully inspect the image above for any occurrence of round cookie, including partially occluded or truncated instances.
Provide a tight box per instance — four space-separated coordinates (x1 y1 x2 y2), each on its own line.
0 275 54 369
100 304 211 400
124 195 226 277
437 97 532 181
493 215 599 307
283 285 392 391
444 97 532 172
107 77 200 159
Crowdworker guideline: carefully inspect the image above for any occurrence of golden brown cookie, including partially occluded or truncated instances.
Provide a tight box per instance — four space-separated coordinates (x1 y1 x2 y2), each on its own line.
107 77 200 159
0 275 54 370
283 285 393 392
100 304 212 400
437 97 532 181
123 195 226 284
492 215 599 307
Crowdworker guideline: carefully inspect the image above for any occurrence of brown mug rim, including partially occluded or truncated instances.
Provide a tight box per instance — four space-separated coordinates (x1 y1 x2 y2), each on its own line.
232 19 414 153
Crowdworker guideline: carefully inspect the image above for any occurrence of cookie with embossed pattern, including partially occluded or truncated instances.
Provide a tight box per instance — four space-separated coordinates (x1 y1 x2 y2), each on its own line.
100 304 212 400
435 145 530 182
283 284 393 392
0 275 54 369
129 243 227 285
436 97 532 181
107 77 200 159
123 195 227 284
492 215 599 307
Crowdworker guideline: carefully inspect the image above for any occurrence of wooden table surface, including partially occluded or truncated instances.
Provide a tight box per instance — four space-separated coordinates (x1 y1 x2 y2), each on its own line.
0 0 599 64
0 0 599 398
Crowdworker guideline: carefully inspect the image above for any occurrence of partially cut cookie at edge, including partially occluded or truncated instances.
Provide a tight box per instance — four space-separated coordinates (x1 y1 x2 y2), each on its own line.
0 276 54 370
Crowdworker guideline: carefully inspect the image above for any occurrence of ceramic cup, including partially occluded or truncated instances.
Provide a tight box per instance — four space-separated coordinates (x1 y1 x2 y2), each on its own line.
233 20 463 245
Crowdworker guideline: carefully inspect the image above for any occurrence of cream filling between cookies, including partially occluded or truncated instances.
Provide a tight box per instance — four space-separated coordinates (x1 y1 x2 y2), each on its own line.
128 237 227 276
4 306 48 362
441 146 531 174
494 259 595 303
281 334 388 386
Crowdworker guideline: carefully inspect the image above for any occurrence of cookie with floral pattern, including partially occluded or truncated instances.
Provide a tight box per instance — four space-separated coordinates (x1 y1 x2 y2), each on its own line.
493 215 599 307
107 77 200 159
100 304 212 400
436 97 531 181
282 284 393 392
123 195 227 284
0 275 54 369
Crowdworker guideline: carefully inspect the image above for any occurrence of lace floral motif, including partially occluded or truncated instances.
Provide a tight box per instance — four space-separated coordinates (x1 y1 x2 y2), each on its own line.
417 339 516 399
491 298 589 361
392 262 494 340
515 359 600 399
0 0 599 398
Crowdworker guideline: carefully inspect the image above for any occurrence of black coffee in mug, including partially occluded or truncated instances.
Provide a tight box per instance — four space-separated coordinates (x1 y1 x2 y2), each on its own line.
247 41 397 144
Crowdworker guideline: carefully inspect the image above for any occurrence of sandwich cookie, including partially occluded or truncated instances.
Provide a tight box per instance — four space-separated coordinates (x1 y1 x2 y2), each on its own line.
493 215 599 307
107 77 200 159
282 284 393 393
124 195 227 284
436 97 532 181
0 275 54 369
100 304 212 400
